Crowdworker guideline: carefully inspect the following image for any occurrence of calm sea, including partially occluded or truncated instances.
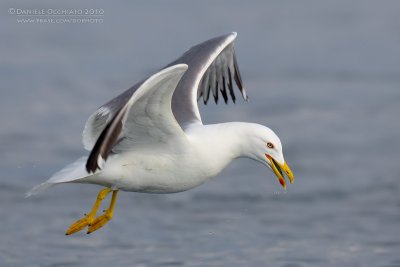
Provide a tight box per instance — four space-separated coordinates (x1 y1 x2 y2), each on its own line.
1 1 399 266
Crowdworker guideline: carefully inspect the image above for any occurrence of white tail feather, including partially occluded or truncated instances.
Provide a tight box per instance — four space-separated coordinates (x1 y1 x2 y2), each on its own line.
26 157 91 197
25 182 55 197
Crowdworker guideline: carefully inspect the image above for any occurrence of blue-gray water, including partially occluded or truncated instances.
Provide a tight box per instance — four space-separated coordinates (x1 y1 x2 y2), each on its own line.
1 1 399 266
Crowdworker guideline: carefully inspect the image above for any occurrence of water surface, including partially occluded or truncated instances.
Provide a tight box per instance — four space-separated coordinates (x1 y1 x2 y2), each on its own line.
1 1 399 266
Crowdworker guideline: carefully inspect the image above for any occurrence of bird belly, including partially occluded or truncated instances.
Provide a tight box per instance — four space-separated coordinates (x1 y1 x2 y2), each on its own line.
91 152 218 194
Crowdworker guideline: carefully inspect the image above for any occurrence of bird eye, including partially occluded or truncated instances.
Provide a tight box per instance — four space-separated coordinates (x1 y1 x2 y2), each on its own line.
267 142 274 149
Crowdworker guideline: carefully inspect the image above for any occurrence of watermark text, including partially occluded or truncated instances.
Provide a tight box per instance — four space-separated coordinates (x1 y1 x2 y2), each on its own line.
8 8 104 24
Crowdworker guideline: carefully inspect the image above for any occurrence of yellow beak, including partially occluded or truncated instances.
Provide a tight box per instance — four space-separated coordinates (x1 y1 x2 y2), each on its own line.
265 154 294 189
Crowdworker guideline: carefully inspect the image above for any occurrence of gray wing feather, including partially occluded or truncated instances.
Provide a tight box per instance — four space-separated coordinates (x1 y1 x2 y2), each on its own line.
167 32 248 128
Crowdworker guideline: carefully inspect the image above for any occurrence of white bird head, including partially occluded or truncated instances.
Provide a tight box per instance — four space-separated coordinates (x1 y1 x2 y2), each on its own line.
244 124 294 189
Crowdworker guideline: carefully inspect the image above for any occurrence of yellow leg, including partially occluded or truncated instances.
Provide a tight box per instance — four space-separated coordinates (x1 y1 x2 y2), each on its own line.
65 188 112 235
87 190 119 234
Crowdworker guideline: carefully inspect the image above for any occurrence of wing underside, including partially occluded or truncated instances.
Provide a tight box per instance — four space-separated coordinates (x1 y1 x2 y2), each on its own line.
85 64 188 173
169 32 248 127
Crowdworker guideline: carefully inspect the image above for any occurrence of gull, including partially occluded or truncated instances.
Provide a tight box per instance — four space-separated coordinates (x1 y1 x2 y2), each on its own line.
28 32 294 235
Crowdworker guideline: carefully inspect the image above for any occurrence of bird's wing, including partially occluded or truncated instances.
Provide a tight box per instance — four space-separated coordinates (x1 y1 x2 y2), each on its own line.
82 80 145 151
85 64 188 173
167 32 248 128
82 33 246 150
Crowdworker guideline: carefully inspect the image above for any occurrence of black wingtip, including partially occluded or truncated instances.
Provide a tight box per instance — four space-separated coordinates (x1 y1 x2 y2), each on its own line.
85 157 100 173
85 110 123 174
213 88 218 104
203 85 211 105
220 88 228 104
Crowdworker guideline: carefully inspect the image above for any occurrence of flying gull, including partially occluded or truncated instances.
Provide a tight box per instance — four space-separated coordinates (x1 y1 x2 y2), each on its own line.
28 32 294 235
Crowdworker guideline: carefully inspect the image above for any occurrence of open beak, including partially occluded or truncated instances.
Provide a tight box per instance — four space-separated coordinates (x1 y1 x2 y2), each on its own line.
265 154 294 189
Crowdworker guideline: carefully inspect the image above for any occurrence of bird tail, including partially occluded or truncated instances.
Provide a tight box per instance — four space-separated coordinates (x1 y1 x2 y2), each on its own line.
26 156 91 197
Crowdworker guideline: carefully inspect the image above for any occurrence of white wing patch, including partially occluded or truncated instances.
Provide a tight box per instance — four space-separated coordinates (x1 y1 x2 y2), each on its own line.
82 106 112 150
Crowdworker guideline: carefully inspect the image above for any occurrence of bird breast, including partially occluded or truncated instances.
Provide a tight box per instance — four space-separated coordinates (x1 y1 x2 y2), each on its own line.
97 146 226 193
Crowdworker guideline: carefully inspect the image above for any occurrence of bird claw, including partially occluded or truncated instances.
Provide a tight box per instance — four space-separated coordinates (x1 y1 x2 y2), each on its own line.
65 189 118 235
65 214 94 235
87 212 112 234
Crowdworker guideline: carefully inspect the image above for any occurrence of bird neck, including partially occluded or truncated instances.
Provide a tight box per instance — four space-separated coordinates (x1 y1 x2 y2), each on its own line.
188 122 258 163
